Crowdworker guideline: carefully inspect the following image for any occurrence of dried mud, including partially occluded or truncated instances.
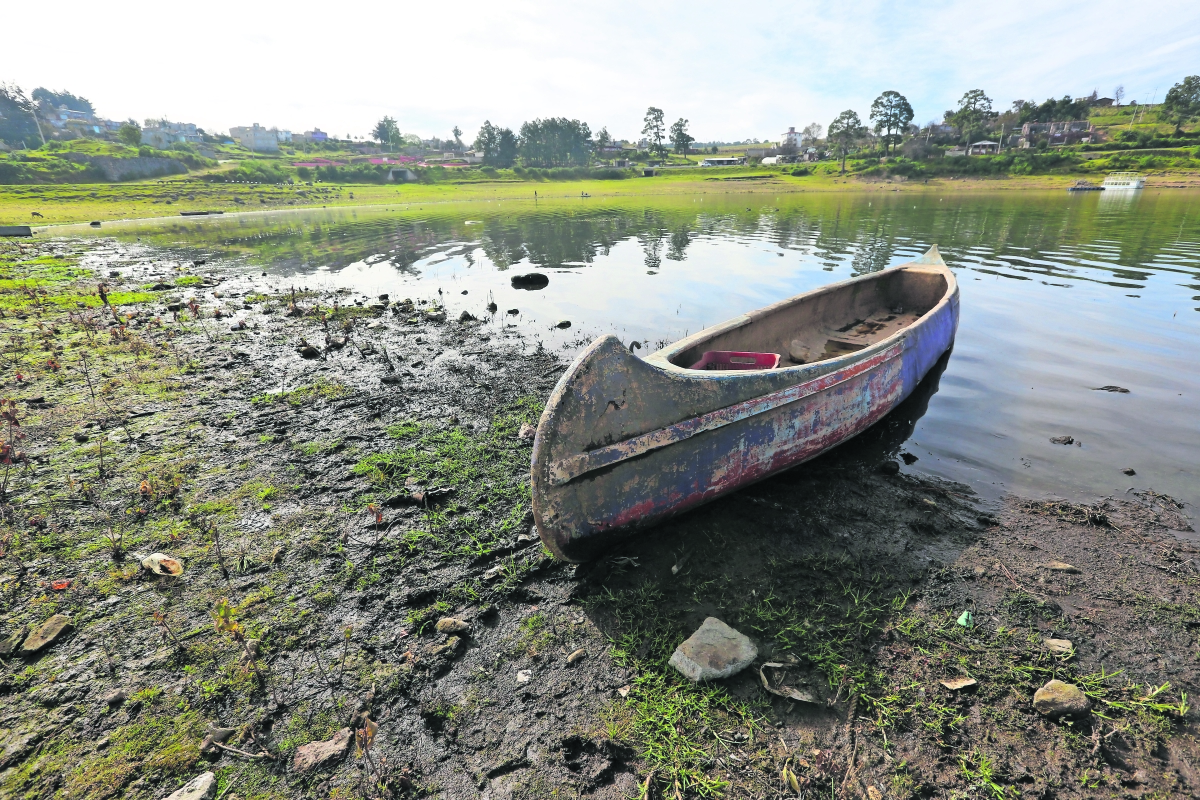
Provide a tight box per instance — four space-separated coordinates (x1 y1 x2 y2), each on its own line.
0 237 1196 800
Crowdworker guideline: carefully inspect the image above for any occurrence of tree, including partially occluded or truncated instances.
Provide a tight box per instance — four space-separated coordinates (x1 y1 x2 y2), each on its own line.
642 107 666 159
1113 85 1125 105
595 127 612 149
474 121 518 167
452 125 463 148
948 89 995 141
827 110 865 174
517 118 592 167
801 122 823 143
1162 76 1200 134
0 82 42 146
371 116 401 150
117 122 141 146
669 118 694 156
869 91 914 156
31 87 94 116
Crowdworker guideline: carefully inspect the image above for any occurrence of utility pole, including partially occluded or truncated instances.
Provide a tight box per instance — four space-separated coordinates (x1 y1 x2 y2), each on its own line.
27 102 46 146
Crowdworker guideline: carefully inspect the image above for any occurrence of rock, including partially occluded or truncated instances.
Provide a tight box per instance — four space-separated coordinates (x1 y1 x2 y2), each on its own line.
1122 467 1136 476
617 685 631 698
73 431 91 443
518 423 536 441
555 320 572 329
458 310 477 322
0 625 27 656
164 771 217 800
22 615 73 654
567 648 586 664
1045 638 1074 655
298 345 320 358
293 728 353 773
878 460 900 475
102 689 127 708
1050 435 1074 445
381 374 402 385
436 617 470 635
1093 385 1130 393
200 724 237 755
867 787 883 800
940 677 978 691
142 552 184 577
1043 561 1080 573
511 273 549 290
0 729 43 770
516 669 533 684
506 308 520 316
900 451 918 464
668 617 757 682
1034 679 1090 717
482 564 504 581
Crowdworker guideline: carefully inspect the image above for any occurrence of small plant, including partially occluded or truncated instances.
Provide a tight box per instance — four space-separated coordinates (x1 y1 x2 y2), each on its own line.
152 610 185 650
103 526 123 558
0 398 26 498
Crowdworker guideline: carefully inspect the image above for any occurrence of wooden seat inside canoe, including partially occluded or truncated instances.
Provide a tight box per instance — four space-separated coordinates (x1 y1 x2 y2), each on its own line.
670 266 948 369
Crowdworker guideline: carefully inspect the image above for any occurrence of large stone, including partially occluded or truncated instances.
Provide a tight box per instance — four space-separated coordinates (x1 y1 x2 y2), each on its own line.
1045 638 1074 655
1033 679 1090 717
292 728 353 773
163 771 216 800
21 615 73 654
0 625 27 656
669 618 757 682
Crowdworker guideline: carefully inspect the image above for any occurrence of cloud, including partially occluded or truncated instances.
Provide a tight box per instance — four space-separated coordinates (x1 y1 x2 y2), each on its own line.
3 0 1197 141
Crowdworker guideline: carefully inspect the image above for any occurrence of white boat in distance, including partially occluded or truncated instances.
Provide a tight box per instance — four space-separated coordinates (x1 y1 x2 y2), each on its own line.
1102 171 1145 190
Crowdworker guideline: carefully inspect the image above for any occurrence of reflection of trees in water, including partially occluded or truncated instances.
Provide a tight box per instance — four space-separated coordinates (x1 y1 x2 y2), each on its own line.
115 196 1200 293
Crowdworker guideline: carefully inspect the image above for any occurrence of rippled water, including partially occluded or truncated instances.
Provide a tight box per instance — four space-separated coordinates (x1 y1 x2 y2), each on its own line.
79 189 1200 513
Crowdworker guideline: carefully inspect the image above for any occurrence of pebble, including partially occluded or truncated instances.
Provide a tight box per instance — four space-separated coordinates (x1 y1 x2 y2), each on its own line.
668 617 757 682
1122 467 1136 475
617 685 631 698
516 669 533 684
878 460 900 475
164 771 217 800
1043 561 1080 573
21 615 73 654
102 689 126 708
1044 638 1074 655
555 320 572 329
518 423 536 441
1033 679 1090 717
567 648 586 664
141 552 184 577
458 310 477 322
435 617 470 635
940 677 978 691
1049 435 1075 445
73 431 90 443
292 728 353 773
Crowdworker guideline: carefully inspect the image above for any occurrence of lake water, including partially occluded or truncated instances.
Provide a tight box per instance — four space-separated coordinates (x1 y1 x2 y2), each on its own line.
76 189 1200 514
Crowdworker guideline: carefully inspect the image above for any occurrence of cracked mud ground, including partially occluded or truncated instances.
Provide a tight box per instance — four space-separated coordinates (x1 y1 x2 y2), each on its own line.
0 237 1197 800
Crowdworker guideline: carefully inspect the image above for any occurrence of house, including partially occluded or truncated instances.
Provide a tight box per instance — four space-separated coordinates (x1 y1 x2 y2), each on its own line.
1019 120 1094 147
1093 97 1115 107
779 127 802 150
295 129 329 143
230 124 281 152
142 119 202 149
700 157 746 166
945 147 967 158
276 129 292 143
744 147 778 158
967 141 999 155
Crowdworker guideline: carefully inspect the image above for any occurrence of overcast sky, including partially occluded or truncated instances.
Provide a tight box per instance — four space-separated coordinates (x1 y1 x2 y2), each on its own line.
5 0 1198 143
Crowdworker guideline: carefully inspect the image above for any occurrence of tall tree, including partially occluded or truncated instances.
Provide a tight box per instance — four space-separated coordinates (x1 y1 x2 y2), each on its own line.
948 89 995 141
117 122 141 146
800 122 823 143
0 82 42 146
452 125 463 147
595 127 612 149
1162 76 1200 134
474 121 518 167
371 116 401 150
1113 85 1125 105
517 118 592 167
669 118 694 156
642 107 666 159
827 110 865 174
869 91 914 155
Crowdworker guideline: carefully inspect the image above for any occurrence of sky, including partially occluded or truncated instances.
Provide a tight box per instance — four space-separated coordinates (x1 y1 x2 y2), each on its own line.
4 0 1199 144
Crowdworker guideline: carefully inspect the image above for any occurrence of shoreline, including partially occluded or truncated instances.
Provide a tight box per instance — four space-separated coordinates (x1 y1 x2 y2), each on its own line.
4 171 1200 228
0 236 1197 799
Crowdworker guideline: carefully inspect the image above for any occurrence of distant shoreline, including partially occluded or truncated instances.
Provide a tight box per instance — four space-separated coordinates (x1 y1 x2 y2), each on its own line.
5 171 1200 228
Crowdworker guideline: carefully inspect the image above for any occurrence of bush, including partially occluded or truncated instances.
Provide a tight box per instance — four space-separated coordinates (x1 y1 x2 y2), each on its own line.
790 167 811 176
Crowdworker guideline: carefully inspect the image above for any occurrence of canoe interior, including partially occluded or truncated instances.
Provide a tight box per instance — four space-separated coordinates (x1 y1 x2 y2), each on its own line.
668 268 949 369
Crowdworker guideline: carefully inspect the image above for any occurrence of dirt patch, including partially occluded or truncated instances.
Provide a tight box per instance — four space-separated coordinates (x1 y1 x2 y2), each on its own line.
0 237 1195 799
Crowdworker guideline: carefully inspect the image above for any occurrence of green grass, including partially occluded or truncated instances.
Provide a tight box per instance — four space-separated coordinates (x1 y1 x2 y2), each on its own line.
250 377 349 407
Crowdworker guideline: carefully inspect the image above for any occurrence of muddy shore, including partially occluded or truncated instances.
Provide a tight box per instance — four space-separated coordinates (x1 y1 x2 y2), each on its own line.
0 237 1197 799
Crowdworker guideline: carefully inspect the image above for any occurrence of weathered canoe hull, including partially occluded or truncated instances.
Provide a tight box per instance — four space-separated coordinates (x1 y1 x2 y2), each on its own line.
532 253 959 562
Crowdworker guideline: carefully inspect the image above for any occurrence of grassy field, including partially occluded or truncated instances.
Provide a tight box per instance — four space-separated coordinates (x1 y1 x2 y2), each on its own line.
5 161 1200 228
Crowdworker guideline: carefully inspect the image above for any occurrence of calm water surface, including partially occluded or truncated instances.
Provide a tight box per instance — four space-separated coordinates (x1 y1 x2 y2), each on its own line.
80 190 1200 514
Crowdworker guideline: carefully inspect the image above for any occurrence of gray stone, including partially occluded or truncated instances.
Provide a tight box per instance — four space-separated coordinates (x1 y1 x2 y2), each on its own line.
0 729 43 770
0 625 27 656
1033 679 1090 717
163 771 216 800
669 617 757 682
1044 638 1074 655
293 728 352 773
435 617 470 634
1043 561 1080 574
22 615 73 654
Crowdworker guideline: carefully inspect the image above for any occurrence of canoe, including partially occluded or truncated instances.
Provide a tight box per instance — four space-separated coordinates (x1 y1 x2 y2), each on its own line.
531 244 959 562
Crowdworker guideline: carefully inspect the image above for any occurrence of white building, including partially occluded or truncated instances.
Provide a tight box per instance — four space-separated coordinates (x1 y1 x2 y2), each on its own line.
779 127 802 150
142 120 202 149
230 123 281 152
